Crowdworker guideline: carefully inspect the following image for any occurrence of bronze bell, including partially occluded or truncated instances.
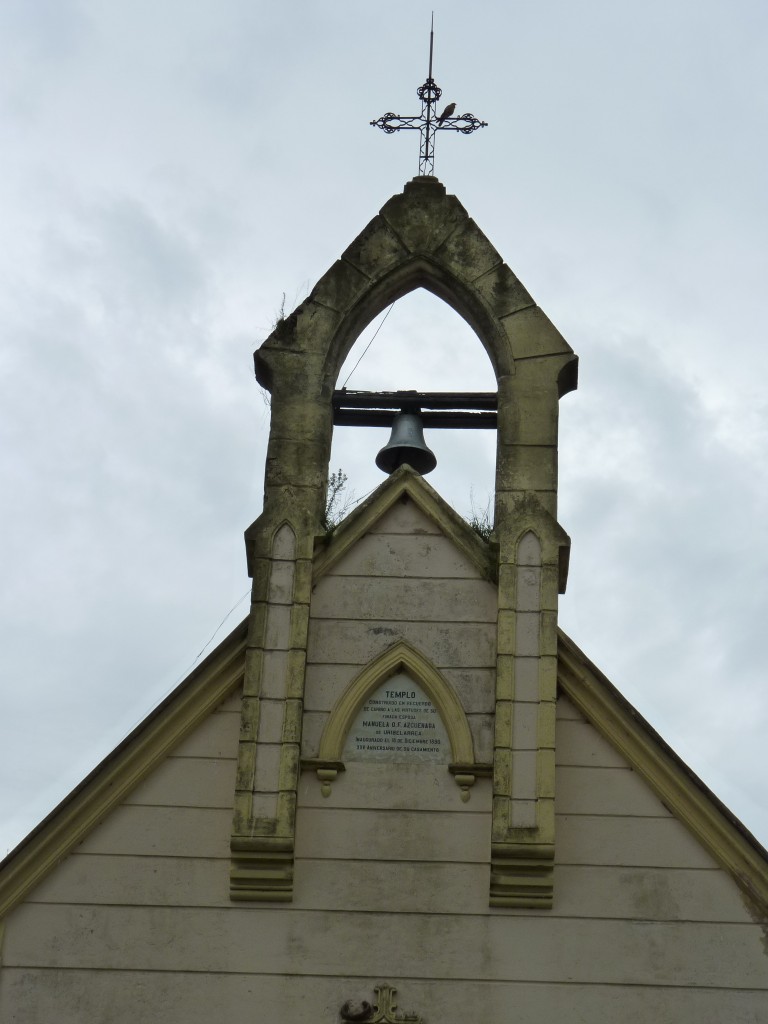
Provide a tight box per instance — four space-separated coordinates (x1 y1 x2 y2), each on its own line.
375 411 437 475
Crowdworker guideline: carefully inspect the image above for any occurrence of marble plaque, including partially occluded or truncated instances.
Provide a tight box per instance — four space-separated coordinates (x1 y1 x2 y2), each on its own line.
344 671 450 763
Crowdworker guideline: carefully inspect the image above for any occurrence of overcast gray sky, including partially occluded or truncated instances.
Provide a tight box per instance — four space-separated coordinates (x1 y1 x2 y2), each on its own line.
1 0 767 856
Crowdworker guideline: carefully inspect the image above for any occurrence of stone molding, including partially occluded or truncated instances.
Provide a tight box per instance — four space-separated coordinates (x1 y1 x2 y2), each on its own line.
313 464 496 585
313 640 476 800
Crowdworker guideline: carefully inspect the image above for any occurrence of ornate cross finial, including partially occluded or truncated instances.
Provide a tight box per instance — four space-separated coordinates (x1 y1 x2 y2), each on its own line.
370 16 487 176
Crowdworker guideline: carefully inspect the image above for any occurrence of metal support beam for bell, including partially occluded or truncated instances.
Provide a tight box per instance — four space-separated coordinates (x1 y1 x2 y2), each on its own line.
333 390 498 429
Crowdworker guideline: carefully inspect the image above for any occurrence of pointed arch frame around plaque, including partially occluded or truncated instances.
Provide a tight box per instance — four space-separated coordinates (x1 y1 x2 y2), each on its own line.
311 641 480 800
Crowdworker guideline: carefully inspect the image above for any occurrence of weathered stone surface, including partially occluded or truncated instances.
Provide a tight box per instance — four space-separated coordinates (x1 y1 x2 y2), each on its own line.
30 851 752 922
500 306 574 361
327 533 482 579
298 763 492 812
124 757 237 809
496 443 558 493
366 497 442 535
508 385 561 445
309 258 370 314
341 214 409 277
557 765 675 817
306 615 496 668
435 217 504 283
77 805 232 858
4 969 765 1024
266 398 331 443
295 806 489 863
264 439 330 489
256 305 341 387
473 263 535 318
512 702 539 750
557 814 719 869
256 698 285 744
171 708 240 759
311 576 496 622
379 177 469 255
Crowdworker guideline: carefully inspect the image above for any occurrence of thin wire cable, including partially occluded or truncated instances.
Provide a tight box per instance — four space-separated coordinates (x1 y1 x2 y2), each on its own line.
169 588 251 693
191 588 251 663
346 483 379 511
341 302 395 388
111 587 252 753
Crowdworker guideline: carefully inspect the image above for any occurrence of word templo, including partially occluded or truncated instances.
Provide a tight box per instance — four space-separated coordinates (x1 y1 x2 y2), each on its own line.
344 672 450 762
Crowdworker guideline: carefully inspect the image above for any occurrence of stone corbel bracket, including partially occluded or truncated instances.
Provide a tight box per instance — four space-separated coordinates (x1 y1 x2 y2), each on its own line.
301 758 346 797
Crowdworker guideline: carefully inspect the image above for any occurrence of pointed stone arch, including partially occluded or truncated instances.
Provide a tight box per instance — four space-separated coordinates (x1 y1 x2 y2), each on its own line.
318 641 474 766
325 255 514 383
271 521 296 559
517 528 542 567
250 175 577 549
255 178 576 398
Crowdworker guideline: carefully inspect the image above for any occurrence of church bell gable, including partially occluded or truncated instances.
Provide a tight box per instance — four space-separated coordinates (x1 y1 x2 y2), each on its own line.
234 176 577 905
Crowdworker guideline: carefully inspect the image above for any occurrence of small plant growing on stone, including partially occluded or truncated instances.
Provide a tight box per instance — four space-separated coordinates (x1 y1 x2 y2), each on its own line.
272 292 286 329
322 469 354 533
467 492 493 542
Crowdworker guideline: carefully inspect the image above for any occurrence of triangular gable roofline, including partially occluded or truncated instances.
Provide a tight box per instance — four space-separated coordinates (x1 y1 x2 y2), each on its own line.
2 612 766 921
312 464 573 593
312 463 496 583
0 618 248 919
557 630 768 917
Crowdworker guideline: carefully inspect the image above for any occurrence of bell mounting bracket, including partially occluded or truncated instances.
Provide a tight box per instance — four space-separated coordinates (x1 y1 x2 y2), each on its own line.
332 389 498 429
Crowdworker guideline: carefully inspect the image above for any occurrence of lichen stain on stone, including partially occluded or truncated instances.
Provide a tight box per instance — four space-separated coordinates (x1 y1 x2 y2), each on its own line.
738 881 768 955
621 869 680 921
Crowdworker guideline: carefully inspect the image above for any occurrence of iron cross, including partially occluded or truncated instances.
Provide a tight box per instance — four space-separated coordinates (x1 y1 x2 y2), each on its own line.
370 18 487 176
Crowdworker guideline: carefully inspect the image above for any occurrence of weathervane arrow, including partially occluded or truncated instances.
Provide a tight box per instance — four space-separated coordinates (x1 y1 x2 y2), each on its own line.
370 16 487 176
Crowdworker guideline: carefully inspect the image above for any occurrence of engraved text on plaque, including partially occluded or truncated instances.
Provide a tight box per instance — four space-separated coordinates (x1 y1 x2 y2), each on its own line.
344 672 450 762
